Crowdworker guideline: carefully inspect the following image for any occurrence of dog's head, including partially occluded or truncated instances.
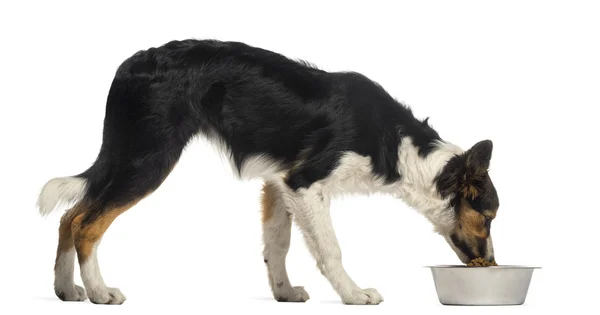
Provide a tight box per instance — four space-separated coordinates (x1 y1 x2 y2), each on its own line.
435 140 499 264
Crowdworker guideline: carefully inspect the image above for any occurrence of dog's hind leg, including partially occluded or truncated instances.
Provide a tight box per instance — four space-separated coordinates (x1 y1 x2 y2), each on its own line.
71 148 182 305
71 201 137 305
54 209 87 301
261 181 309 302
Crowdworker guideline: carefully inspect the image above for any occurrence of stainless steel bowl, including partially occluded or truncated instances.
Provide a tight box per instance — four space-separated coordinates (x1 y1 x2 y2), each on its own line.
427 265 540 305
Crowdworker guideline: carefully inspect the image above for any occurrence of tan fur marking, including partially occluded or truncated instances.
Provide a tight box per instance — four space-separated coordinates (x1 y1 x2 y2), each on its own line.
459 203 488 239
56 212 76 255
461 184 480 199
261 182 278 223
72 199 142 263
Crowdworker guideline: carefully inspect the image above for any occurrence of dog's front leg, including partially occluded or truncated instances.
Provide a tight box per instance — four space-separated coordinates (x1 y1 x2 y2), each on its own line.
287 185 383 305
262 181 310 302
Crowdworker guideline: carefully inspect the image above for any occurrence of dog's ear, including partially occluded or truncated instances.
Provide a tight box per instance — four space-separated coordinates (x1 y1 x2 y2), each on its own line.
435 140 494 200
466 140 493 176
461 140 493 199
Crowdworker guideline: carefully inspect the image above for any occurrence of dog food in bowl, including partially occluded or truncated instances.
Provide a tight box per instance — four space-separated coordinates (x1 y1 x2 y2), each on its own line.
467 257 498 267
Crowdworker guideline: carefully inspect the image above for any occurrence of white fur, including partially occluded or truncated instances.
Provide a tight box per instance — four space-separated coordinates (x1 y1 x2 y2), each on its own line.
262 184 310 302
37 177 87 216
394 138 464 234
272 137 462 232
200 131 286 181
486 234 494 260
261 137 461 304
271 179 384 305
80 240 126 304
54 248 87 301
55 248 76 290
204 130 462 304
239 155 284 180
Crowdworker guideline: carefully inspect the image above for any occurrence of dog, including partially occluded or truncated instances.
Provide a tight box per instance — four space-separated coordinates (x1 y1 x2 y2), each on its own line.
37 39 499 305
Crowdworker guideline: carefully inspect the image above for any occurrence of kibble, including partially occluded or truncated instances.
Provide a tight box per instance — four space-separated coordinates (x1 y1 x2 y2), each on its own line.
467 257 498 267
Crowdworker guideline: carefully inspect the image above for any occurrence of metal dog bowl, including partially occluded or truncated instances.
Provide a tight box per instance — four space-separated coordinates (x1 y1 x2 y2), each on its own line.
427 265 540 305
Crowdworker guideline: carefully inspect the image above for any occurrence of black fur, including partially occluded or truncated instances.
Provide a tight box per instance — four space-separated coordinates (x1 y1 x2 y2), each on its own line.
74 39 443 224
450 233 476 261
434 139 499 215
476 237 488 260
436 139 498 262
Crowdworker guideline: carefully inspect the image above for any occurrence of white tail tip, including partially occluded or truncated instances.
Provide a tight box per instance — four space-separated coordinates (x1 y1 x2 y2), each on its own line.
37 177 87 216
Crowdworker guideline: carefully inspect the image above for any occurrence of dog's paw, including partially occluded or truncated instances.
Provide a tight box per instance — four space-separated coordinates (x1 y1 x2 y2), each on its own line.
55 284 87 302
88 287 127 305
342 288 383 305
275 286 310 302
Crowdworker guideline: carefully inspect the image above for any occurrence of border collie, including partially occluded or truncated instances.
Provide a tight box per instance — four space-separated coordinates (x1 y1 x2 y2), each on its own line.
37 39 499 305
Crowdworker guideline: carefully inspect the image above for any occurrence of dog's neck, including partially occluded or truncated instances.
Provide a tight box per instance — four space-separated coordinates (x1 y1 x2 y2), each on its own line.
392 137 464 234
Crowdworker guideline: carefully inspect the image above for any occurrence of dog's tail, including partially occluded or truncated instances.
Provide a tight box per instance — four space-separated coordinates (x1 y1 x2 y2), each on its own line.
37 175 88 216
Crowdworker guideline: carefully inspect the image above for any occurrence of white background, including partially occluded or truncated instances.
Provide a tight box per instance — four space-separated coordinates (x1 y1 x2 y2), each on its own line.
1 0 599 314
